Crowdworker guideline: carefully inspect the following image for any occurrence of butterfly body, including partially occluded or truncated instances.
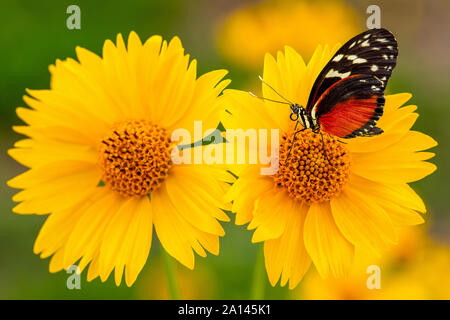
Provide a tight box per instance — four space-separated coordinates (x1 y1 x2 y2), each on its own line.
290 104 318 130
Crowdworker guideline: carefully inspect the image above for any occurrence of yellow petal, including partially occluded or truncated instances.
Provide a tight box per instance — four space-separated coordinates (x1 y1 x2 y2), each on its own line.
304 202 354 278
62 188 121 270
152 187 220 269
381 202 424 226
164 174 225 236
350 129 437 184
330 186 397 255
99 197 140 283
33 190 99 258
262 53 291 130
249 188 291 242
122 196 153 286
264 201 311 289
169 69 229 135
135 35 164 118
87 252 101 282
383 93 412 114
351 156 436 184
221 89 280 131
170 164 231 221
35 57 117 134
96 196 152 286
228 175 273 225
8 139 97 168
9 161 100 214
48 249 66 273
348 173 426 214
392 130 437 152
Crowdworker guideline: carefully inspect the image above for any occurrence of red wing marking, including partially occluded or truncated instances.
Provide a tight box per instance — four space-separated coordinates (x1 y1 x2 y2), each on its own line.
319 95 379 138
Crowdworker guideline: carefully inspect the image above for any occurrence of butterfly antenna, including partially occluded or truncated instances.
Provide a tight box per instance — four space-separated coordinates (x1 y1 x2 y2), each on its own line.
248 92 291 105
258 76 295 105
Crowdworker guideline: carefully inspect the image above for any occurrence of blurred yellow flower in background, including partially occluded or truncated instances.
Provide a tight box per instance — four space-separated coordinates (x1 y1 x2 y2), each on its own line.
223 45 437 289
297 228 450 299
7 32 231 286
138 257 217 299
216 0 361 69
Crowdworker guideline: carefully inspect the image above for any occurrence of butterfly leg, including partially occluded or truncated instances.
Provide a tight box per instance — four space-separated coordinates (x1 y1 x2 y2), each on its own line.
287 123 306 160
326 133 347 145
318 130 331 163
286 121 299 160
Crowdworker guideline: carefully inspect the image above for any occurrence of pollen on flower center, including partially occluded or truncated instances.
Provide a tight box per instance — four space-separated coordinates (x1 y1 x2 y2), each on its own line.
98 120 173 197
273 130 351 204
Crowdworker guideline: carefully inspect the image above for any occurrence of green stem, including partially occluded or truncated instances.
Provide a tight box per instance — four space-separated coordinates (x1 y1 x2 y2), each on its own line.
162 250 180 300
250 244 266 300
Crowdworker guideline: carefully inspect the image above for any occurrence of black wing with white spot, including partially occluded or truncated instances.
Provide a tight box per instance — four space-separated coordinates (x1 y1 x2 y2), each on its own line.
305 28 398 112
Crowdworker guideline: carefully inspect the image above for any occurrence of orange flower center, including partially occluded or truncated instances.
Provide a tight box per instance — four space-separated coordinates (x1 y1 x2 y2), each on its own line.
273 130 351 204
98 120 173 197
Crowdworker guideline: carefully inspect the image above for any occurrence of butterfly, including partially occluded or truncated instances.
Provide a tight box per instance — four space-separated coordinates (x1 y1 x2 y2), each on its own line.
251 28 398 158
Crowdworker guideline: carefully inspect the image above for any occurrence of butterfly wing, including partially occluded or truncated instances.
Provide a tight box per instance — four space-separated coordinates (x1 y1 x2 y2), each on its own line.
315 74 385 138
306 28 397 112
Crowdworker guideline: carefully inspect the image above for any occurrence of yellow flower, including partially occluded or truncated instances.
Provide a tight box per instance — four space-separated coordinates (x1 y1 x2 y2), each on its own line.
298 228 450 299
8 32 231 286
216 0 361 69
222 45 437 289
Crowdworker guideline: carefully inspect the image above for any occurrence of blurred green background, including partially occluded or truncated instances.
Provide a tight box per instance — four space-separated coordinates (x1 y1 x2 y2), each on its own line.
0 0 448 299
